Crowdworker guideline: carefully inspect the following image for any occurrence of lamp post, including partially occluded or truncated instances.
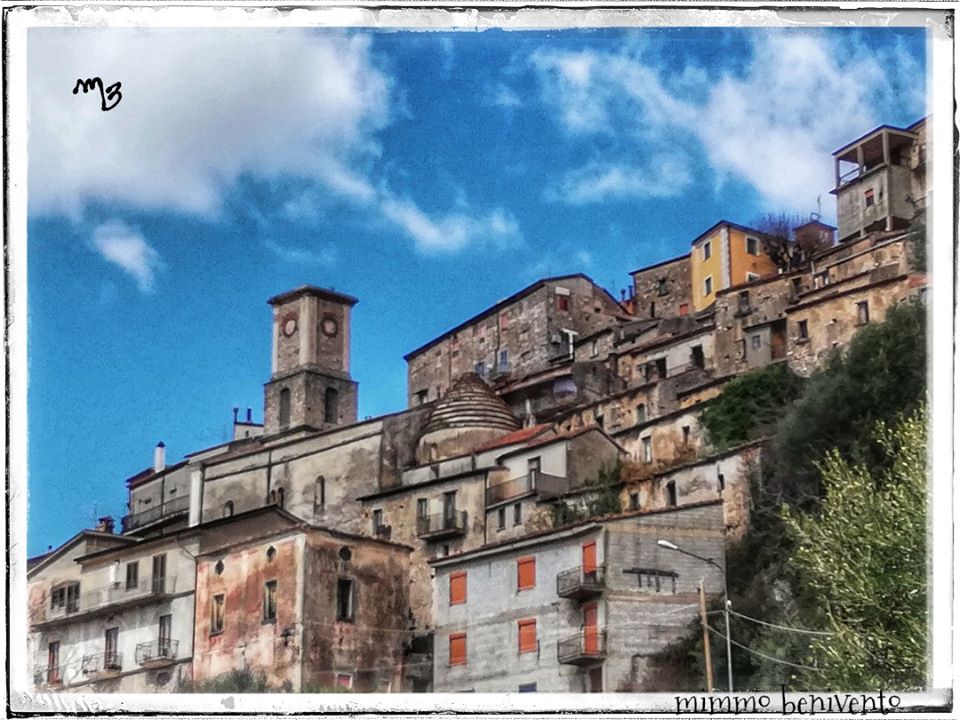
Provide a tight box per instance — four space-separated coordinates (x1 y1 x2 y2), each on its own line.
658 539 733 693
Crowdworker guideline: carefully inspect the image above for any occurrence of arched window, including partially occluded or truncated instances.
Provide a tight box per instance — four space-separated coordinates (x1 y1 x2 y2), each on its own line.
279 388 291 428
223 501 234 518
324 387 339 424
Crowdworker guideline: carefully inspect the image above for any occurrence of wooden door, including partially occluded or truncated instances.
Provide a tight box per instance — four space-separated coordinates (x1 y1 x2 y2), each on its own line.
583 603 598 655
582 541 597 580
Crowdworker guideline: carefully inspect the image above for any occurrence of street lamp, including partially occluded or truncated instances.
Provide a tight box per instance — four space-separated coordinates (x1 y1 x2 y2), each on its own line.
657 539 733 693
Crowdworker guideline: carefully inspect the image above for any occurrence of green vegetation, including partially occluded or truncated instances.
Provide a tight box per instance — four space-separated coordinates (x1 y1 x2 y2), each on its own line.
649 299 928 691
549 460 623 528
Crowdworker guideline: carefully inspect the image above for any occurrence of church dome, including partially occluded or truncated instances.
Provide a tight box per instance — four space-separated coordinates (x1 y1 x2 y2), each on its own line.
418 373 520 462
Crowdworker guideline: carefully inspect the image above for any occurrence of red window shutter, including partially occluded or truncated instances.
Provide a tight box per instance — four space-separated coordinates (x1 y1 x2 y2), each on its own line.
449 632 467 666
517 556 536 590
518 619 537 653
582 541 597 575
449 572 466 605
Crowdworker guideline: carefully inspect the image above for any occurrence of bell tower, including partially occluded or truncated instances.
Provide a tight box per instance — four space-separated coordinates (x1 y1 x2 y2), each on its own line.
263 286 359 434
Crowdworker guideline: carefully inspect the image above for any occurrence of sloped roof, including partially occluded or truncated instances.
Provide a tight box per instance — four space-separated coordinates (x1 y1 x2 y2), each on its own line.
472 424 554 452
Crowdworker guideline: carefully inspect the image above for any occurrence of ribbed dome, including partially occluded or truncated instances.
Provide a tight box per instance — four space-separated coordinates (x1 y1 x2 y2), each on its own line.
423 373 520 434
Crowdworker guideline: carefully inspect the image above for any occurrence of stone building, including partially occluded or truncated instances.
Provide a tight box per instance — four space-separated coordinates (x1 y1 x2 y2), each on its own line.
404 274 626 408
192 506 411 692
430 502 726 692
629 254 693 321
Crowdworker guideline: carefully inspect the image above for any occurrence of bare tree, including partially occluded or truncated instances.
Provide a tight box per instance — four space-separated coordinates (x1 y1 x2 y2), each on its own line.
753 213 832 272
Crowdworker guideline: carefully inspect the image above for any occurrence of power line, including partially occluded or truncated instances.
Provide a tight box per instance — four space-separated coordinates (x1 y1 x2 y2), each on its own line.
707 625 820 672
728 608 833 636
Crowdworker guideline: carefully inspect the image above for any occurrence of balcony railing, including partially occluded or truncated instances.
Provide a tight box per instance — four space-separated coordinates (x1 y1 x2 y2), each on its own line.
81 652 123 675
135 639 179 666
486 471 571 506
33 665 64 687
122 495 190 533
557 565 606 600
32 575 178 626
557 629 607 665
415 511 467 540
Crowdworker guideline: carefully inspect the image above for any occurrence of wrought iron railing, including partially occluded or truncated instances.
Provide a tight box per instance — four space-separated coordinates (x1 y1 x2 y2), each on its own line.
415 510 467 537
34 664 64 686
557 629 607 664
33 575 177 625
556 565 606 598
81 652 123 674
486 471 571 505
135 639 179 666
121 494 190 533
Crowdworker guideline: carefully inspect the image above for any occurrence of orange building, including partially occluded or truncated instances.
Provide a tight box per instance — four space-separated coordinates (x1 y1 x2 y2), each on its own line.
689 220 779 311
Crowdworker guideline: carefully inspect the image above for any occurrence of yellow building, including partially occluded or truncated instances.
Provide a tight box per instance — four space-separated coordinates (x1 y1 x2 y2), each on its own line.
690 220 779 311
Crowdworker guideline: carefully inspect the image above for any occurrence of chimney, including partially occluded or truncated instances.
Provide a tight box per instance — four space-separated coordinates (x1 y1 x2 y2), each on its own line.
246 407 253 423
232 407 239 423
154 441 166 473
96 516 115 534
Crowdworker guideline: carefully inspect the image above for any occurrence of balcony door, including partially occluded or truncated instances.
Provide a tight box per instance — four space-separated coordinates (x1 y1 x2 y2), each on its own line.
582 541 597 582
47 641 60 684
442 491 456 527
158 614 172 657
152 554 167 593
104 627 119 669
583 603 598 655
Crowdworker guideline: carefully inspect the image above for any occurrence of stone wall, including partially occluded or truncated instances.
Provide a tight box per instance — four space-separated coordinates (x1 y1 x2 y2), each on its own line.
630 256 693 321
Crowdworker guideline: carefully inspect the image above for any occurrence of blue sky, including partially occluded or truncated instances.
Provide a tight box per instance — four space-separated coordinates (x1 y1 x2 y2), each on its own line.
26 25 927 555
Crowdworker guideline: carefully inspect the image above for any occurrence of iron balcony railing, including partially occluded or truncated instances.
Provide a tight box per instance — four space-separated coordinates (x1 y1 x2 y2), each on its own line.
135 639 179 666
32 575 178 625
415 510 468 539
34 664 64 687
486 471 570 506
81 652 123 675
556 565 606 599
557 629 607 665
121 495 190 533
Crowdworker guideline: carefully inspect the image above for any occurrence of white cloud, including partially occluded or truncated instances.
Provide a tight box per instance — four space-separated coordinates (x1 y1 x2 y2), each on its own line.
489 82 522 109
380 197 521 254
530 32 926 215
264 239 336 266
549 156 692 204
29 30 392 219
90 220 163 292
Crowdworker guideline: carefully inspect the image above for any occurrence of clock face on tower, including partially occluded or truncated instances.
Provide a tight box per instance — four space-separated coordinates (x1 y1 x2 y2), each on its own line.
321 315 339 337
281 312 298 338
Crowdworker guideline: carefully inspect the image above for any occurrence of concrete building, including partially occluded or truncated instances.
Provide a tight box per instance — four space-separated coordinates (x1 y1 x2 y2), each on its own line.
404 274 625 408
430 502 726 692
689 221 780 312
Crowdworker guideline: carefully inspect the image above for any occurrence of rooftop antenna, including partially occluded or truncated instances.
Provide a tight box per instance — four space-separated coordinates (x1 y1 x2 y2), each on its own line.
816 195 822 217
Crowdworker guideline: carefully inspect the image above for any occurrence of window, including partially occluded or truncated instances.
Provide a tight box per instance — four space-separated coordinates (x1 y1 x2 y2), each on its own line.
746 236 760 256
703 241 712 260
316 477 325 510
513 502 522 526
798 320 809 340
158 614 172 655
691 345 705 370
666 481 677 507
864 188 875 207
857 301 870 325
678 303 689 317
682 426 690 446
498 349 509 370
642 436 653 463
629 492 640 510
518 619 537 654
517 556 536 591
635 404 646 423
655 358 667 378
279 387 291 428
271 487 285 508
497 507 506 531
751 334 762 350
263 580 277 622
336 578 354 622
649 301 656 318
125 562 139 590
441 543 450 557
527 457 541 482
519 682 538 693
474 360 486 376
449 632 467 666
324 387 339 424
372 509 383 533
414 389 428 406
47 641 61 684
791 277 803 297
211 594 225 634
104 627 120 669
738 290 750 313
556 294 570 312
590 340 599 357
657 278 669 296
51 582 80 613
718 472 726 492
416 498 428 520
336 673 353 689
704 276 713 296
737 338 746 358
449 572 467 605
223 501 234 518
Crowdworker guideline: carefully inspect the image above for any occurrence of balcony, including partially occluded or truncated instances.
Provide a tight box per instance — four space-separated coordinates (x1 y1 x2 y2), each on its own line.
32 575 178 627
556 565 606 600
416 511 467 540
33 665 64 688
486 471 570 506
557 629 607 665
122 494 189 533
81 652 123 677
135 639 179 667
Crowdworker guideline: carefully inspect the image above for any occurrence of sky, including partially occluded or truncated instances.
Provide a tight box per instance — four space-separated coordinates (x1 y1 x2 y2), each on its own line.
25 23 927 555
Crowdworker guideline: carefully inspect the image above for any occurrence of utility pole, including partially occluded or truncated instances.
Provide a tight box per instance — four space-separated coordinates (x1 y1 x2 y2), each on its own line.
699 579 714 692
